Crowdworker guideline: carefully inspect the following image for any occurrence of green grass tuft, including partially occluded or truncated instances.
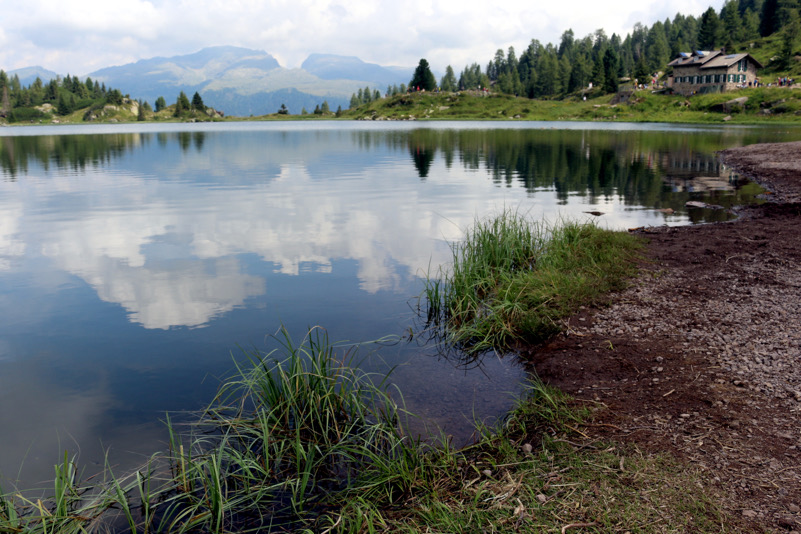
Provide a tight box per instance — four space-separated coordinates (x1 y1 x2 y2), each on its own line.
423 211 644 353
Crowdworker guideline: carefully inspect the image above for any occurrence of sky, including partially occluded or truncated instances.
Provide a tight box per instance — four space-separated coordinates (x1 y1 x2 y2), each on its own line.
1 0 723 76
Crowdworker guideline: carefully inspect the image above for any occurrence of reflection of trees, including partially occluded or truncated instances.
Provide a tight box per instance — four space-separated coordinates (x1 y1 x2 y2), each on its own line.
410 142 435 178
375 127 771 223
192 132 206 152
0 133 149 178
0 131 210 179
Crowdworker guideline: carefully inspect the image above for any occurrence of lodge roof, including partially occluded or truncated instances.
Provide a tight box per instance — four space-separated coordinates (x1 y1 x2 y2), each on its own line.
668 50 764 70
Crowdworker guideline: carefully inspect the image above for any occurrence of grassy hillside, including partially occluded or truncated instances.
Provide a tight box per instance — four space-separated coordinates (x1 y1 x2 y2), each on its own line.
6 84 800 125
332 86 801 124
8 98 225 125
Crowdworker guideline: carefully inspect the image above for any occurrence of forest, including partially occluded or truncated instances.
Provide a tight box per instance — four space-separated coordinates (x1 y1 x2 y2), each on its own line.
350 0 800 106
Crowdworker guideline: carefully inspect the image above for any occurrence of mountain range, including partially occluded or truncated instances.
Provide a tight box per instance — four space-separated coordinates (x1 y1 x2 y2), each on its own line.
9 46 416 116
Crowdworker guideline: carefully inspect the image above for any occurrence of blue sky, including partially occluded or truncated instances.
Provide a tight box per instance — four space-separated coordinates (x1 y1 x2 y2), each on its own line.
1 0 722 75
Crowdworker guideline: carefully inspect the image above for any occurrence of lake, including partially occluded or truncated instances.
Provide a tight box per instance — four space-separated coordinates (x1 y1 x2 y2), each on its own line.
1 120 800 488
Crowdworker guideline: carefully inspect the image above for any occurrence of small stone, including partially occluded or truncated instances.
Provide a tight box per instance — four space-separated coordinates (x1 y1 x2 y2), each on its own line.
482 469 492 477
680 413 691 418
536 493 547 503
742 509 757 518
522 443 533 454
788 504 800 513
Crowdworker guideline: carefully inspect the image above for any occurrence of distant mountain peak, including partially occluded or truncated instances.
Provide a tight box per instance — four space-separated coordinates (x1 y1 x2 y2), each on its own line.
301 54 412 85
9 47 414 117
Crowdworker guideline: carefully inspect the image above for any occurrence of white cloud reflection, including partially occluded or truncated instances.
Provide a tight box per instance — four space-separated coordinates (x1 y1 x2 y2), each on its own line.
2 126 678 330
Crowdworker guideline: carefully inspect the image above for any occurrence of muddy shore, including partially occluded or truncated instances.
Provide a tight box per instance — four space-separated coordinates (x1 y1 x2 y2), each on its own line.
527 141 801 533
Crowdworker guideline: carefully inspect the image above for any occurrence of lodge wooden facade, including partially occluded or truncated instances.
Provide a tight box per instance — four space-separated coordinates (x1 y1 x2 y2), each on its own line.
667 50 763 96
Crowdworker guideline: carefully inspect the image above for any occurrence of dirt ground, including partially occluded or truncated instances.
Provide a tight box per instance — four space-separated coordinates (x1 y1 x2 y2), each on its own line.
525 141 801 533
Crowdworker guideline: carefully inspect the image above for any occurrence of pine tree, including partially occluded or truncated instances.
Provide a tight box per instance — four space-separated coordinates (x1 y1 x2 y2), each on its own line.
698 7 722 49
440 65 458 91
137 100 146 121
191 91 205 112
760 0 780 36
602 48 620 93
410 59 437 91
646 22 670 72
174 91 190 117
155 96 166 112
57 93 71 115
321 100 330 113
780 9 801 67
722 0 745 43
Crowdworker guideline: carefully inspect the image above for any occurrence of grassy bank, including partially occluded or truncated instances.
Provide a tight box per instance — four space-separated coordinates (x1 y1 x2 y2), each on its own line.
0 331 725 533
423 212 644 354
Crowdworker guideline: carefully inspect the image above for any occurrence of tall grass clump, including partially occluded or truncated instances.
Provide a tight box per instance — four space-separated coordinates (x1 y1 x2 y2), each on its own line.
143 326 419 532
0 327 423 533
423 210 643 353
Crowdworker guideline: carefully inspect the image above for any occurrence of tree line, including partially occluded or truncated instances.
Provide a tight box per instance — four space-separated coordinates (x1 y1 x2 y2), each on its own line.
0 68 220 123
346 0 799 108
0 71 135 122
466 0 799 98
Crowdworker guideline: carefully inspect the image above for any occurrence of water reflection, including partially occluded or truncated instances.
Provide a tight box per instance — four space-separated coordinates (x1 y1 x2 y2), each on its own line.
1 122 801 488
0 125 792 332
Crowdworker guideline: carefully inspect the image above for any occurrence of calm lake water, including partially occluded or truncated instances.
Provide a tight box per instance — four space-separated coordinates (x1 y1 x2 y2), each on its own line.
2 120 800 488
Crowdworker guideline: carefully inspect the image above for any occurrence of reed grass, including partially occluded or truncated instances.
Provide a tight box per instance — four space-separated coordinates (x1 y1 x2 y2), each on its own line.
422 210 643 353
0 327 422 532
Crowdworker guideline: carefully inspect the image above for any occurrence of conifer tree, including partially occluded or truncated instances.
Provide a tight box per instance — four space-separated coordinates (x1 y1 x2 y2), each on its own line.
780 9 801 67
698 7 723 49
602 48 620 93
760 0 780 36
440 65 458 91
191 91 205 112
174 91 190 117
410 59 437 91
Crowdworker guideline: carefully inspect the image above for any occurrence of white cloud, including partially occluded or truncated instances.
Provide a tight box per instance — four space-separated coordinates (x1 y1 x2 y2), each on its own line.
0 0 724 75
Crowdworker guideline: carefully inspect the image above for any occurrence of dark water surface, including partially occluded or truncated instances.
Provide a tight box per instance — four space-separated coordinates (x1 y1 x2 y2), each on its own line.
1 121 800 487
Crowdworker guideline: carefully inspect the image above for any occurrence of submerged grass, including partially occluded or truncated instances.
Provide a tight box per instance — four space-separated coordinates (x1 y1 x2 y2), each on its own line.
423 210 644 353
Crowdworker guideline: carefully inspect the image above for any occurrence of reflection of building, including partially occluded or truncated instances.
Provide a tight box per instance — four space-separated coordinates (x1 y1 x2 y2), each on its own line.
667 50 762 96
662 152 741 192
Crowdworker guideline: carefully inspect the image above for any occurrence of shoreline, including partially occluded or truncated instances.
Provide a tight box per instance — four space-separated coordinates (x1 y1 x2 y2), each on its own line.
527 140 801 532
